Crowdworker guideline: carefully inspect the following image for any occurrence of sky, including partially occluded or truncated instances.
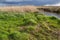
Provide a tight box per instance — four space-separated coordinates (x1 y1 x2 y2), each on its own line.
0 0 60 6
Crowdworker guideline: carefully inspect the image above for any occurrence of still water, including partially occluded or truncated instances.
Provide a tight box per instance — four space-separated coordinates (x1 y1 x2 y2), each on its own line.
42 12 60 18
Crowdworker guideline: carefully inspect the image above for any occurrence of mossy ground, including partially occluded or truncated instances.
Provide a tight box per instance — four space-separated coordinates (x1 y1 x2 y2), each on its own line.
0 11 60 40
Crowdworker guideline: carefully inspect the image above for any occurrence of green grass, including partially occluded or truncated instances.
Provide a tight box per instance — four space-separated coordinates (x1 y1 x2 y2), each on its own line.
0 11 60 40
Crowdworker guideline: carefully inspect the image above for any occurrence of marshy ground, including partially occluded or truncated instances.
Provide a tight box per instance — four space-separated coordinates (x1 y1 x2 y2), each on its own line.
0 6 60 40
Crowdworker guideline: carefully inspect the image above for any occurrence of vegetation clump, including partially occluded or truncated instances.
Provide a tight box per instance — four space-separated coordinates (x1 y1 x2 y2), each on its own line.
0 11 60 40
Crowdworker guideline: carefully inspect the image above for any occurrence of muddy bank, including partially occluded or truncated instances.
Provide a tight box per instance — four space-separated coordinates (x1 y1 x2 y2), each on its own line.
37 6 60 13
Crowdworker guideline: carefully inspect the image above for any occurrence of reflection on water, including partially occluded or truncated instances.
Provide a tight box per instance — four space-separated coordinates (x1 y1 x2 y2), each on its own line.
42 12 60 18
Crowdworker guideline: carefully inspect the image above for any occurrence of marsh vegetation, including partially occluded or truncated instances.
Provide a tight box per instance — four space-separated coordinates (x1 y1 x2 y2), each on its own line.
0 11 60 40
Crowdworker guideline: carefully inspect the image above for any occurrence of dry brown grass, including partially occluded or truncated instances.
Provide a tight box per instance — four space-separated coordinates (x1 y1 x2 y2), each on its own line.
0 6 39 12
0 6 60 13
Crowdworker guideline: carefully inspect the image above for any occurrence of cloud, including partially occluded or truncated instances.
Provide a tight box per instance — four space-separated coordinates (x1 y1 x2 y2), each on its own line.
44 3 60 6
5 0 24 2
0 0 60 6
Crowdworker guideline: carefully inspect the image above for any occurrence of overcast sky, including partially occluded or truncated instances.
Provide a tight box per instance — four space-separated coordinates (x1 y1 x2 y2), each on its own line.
0 0 60 6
